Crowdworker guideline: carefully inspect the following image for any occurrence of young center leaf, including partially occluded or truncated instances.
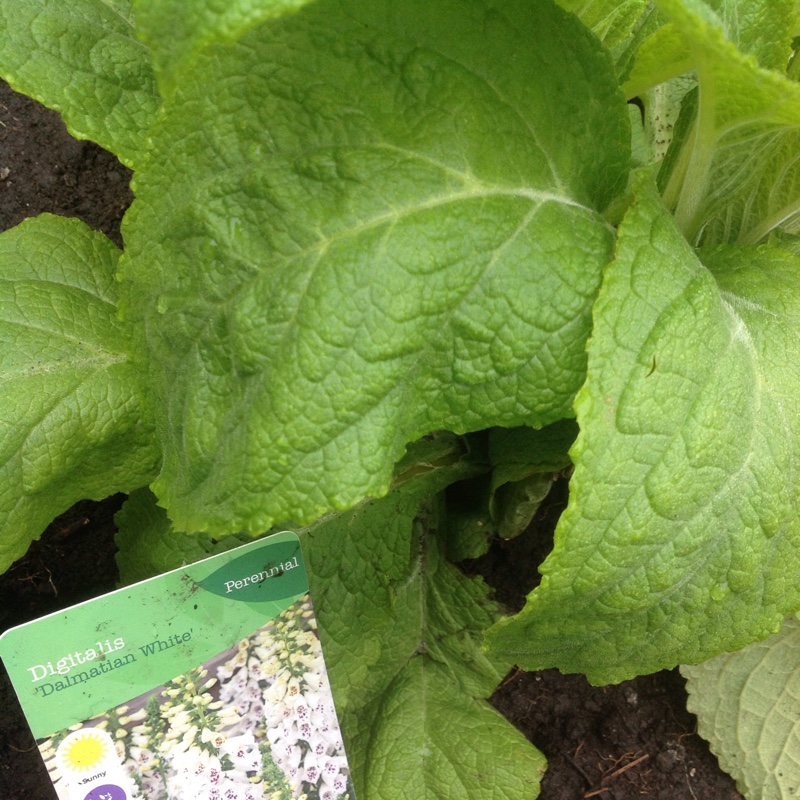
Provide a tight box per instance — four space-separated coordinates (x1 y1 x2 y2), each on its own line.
301 440 546 800
121 0 630 536
488 420 577 541
657 0 800 246
0 215 159 572
0 0 158 167
682 615 800 800
486 174 800 684
556 0 655 64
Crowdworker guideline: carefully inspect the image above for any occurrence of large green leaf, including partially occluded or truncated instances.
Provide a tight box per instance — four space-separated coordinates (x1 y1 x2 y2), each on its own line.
657 0 800 244
0 0 158 167
0 215 159 572
683 615 800 800
134 0 314 99
303 442 546 800
486 174 800 684
121 0 629 535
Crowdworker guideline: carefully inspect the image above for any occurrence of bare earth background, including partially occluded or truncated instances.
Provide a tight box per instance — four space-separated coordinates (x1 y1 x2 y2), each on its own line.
0 79 744 800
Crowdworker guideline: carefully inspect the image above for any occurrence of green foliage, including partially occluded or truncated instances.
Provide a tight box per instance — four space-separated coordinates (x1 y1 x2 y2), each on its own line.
0 0 158 167
134 0 315 98
120 0 626 535
486 174 800 682
0 215 158 571
301 443 546 799
656 0 800 245
3 0 800 797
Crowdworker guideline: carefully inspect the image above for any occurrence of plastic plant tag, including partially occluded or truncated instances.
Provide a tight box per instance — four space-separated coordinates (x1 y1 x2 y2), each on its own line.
0 531 356 800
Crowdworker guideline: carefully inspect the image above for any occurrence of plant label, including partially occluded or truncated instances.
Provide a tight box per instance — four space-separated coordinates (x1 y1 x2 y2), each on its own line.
0 531 356 800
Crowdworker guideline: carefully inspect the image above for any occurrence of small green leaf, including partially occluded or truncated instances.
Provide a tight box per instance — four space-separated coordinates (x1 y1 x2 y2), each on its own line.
303 464 546 800
441 473 494 562
489 421 577 486
0 0 158 167
683 615 800 800
122 0 629 535
488 420 576 540
486 174 800 683
0 215 158 573
115 488 251 585
490 474 553 542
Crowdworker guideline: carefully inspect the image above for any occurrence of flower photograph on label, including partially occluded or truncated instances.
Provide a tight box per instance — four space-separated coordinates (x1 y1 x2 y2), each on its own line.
36 595 355 800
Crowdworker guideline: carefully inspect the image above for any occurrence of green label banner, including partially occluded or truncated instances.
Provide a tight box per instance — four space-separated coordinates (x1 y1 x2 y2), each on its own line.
198 537 305 600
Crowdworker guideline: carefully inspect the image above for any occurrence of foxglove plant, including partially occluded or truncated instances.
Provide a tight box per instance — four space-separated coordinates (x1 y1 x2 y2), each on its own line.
5 0 800 796
216 598 352 800
217 640 269 736
157 668 263 800
257 601 350 800
131 696 170 797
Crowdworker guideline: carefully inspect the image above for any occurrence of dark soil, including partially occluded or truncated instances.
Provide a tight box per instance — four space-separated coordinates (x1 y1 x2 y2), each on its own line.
0 80 744 800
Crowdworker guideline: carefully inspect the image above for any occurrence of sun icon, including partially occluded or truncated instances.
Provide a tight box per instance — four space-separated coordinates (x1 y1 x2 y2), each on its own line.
59 730 108 773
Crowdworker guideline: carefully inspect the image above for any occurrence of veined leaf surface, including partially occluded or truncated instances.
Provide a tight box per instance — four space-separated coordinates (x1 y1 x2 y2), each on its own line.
0 0 158 167
0 215 158 572
657 0 800 245
486 175 800 683
557 0 669 87
625 0 796 98
122 0 629 535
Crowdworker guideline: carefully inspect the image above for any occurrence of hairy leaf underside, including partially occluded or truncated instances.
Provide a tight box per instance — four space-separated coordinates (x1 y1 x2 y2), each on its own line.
683 615 800 800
